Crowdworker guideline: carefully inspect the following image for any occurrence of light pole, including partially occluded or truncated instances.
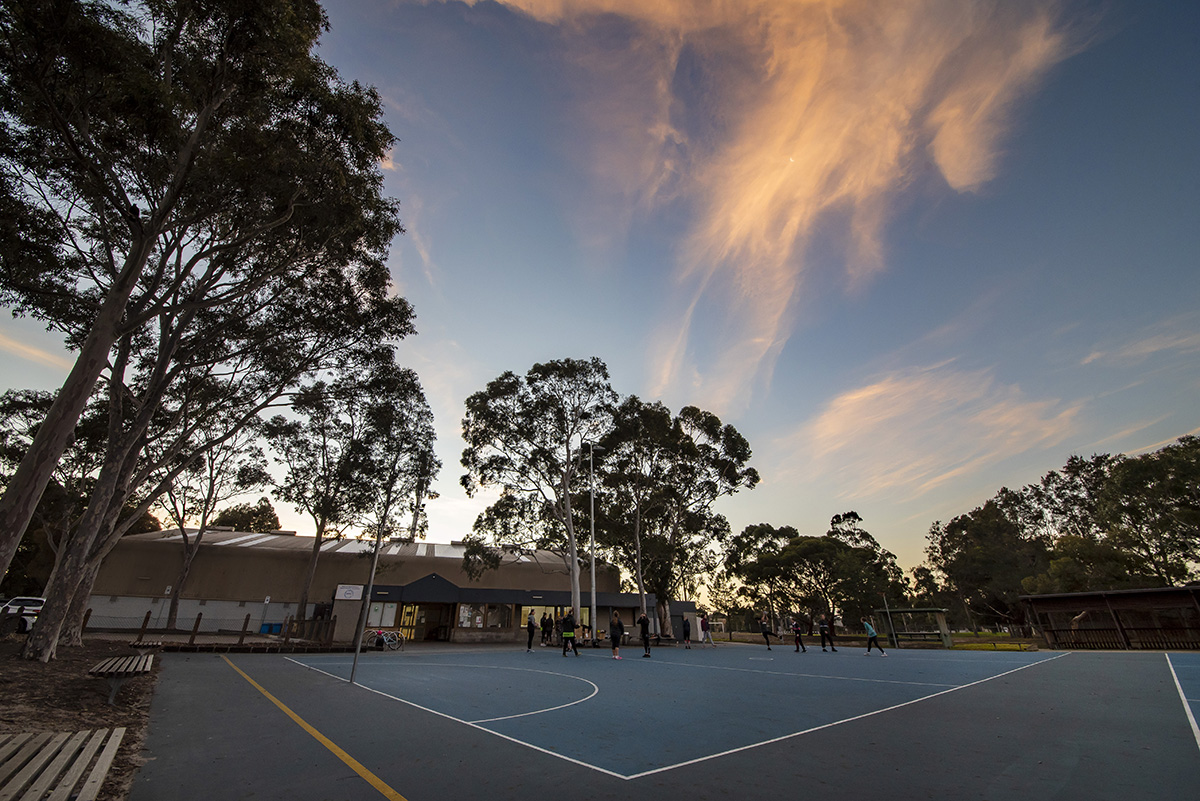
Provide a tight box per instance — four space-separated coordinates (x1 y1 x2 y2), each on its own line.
586 442 605 647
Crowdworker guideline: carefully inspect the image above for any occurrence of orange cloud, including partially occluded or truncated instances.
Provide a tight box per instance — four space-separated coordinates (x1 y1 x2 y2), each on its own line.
0 330 73 371
778 364 1081 500
445 1 1079 412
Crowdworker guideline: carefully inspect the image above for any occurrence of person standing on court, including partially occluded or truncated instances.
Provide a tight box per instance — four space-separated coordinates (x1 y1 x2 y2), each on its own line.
638 611 652 657
700 612 715 647
792 617 807 652
562 611 579 656
526 611 537 652
819 614 838 652
862 617 887 656
610 612 624 659
759 614 775 650
682 615 692 649
540 612 551 646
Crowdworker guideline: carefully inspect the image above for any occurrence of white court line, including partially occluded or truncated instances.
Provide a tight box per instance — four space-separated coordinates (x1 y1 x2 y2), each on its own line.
284 657 627 780
286 651 1069 780
1165 653 1200 754
285 658 599 723
626 651 1071 780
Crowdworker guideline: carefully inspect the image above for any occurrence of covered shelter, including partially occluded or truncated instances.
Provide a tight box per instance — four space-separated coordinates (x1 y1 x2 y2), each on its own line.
1020 586 1200 650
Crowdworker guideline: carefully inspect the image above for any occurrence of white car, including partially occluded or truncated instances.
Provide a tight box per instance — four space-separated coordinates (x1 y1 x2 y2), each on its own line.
1 596 45 633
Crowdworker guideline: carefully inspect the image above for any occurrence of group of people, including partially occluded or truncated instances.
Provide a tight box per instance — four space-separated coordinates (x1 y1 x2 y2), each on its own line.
757 613 887 656
530 610 886 658
525 610 718 658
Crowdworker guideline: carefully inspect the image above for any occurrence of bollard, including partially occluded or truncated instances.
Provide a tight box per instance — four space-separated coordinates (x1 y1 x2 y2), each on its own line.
82 608 92 633
325 615 337 647
282 615 292 645
137 610 151 643
237 613 251 646
189 612 203 645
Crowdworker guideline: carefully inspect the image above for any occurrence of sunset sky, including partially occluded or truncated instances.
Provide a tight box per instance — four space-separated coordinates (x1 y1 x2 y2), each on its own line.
3 0 1198 571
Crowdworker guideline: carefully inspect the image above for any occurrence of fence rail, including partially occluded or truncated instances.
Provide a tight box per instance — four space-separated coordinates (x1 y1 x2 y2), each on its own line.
1042 626 1200 650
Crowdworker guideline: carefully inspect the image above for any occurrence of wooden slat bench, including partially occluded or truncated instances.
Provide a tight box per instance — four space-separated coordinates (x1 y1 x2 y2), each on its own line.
126 640 162 656
0 728 124 801
88 655 153 705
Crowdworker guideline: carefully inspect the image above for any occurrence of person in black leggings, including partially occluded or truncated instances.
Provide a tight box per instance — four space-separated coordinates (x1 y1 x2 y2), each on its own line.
759 614 775 650
819 614 838 652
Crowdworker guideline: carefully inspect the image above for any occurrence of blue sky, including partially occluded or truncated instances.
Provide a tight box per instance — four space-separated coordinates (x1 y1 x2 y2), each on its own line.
3 0 1197 571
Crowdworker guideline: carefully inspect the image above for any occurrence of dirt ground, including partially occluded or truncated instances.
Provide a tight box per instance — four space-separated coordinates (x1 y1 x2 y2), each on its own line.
0 635 156 801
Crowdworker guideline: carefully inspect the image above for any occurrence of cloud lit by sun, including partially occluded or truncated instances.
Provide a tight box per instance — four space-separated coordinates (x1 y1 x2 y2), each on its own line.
449 0 1079 414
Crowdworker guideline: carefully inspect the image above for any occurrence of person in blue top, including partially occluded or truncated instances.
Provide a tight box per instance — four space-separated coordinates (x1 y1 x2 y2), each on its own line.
861 617 887 656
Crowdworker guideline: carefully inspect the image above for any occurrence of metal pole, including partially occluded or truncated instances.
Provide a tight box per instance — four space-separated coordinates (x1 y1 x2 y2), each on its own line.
882 593 898 649
351 525 385 685
589 444 597 647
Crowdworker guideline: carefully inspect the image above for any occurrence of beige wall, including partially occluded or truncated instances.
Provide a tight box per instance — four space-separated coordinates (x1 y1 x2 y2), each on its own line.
93 537 621 605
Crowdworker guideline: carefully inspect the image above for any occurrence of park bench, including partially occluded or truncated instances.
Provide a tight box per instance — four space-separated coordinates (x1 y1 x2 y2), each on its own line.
88 654 153 705
126 640 162 656
0 728 124 801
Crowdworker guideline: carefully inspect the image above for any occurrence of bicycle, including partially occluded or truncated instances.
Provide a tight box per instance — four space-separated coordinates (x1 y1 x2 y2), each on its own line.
361 628 404 650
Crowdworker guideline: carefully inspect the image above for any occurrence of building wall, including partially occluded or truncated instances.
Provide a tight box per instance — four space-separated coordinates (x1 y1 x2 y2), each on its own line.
89 532 623 638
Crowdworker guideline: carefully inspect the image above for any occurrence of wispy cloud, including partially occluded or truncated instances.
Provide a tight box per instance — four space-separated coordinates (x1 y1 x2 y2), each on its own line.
457 1 1080 413
1082 322 1200 366
776 363 1081 501
0 331 73 371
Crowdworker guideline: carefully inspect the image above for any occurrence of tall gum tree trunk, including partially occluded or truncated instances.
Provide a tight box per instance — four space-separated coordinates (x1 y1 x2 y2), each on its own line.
60 558 102 647
22 450 128 661
296 529 324 622
167 540 200 630
657 597 673 639
0 240 151 584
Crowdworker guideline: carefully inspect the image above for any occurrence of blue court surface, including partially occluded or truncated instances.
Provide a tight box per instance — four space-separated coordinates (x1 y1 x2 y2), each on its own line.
290 647 1067 778
131 644 1200 801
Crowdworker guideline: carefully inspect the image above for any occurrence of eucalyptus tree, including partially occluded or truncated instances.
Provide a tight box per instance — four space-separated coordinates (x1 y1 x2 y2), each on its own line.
156 422 270 629
356 360 439 548
265 375 373 622
629 405 759 636
24 250 413 661
592 396 676 614
728 514 903 628
212 497 282 533
1098 435 1200 586
461 357 618 623
0 0 402 585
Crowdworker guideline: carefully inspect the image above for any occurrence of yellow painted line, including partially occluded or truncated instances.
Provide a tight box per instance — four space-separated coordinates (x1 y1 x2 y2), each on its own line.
221 655 408 801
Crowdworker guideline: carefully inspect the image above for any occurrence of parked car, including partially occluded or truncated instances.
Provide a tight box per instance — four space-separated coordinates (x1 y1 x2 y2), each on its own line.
0 596 45 633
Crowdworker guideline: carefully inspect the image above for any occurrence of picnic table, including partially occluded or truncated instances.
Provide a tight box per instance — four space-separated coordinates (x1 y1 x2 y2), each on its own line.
88 654 153 705
0 728 124 801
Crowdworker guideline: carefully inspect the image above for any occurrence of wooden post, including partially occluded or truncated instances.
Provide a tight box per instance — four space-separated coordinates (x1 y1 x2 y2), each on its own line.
189 612 203 646
282 615 293 645
82 608 93 633
237 613 251 646
137 611 151 643
325 615 337 646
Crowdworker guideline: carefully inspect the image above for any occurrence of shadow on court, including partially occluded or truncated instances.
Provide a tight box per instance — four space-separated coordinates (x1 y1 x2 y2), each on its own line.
129 644 1200 801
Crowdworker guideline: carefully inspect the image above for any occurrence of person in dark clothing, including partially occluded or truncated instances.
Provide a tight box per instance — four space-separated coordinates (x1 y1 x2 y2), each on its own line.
819 614 838 652
759 615 775 650
792 617 807 652
540 613 551 646
610 613 624 659
862 617 887 656
682 616 692 649
562 611 579 656
526 612 537 652
637 611 652 657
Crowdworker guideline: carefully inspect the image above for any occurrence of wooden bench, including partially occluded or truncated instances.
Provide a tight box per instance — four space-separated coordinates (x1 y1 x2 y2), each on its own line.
0 728 124 801
88 655 153 705
127 640 163 656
